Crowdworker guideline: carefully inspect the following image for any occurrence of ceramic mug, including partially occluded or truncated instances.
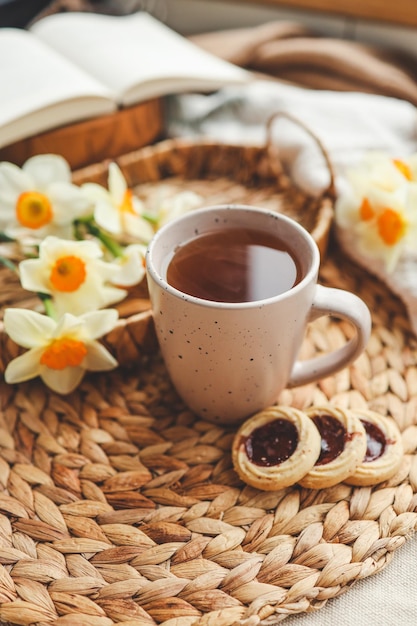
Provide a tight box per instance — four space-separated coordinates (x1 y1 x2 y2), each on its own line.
146 205 371 425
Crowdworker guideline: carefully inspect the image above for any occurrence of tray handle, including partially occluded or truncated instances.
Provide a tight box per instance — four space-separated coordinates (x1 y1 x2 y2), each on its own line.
266 110 336 198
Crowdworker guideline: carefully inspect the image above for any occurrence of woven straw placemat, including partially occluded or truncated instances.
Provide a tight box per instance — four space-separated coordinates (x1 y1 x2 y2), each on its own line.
0 241 416 626
0 116 416 625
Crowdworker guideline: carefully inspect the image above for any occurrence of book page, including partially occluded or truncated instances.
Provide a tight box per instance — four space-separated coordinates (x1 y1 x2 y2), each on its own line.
0 29 116 148
30 12 251 106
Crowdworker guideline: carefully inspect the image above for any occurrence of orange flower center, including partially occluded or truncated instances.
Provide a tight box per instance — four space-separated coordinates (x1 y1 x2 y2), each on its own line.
40 337 87 370
119 189 136 215
50 255 86 292
16 191 53 229
359 197 375 221
393 159 413 181
377 208 406 246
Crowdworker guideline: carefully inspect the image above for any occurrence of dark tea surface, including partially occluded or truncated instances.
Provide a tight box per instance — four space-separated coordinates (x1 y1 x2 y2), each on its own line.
166 227 302 303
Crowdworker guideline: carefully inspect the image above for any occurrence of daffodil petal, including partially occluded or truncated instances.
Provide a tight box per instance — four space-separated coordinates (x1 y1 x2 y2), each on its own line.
131 195 146 216
406 154 417 180
370 185 404 210
84 341 118 370
113 262 145 287
82 182 112 202
404 185 417 234
39 223 76 240
0 161 32 196
40 364 85 394
5 347 43 383
19 258 51 295
47 182 94 223
51 281 125 317
3 309 55 347
334 191 358 228
125 243 147 255
39 235 104 260
158 191 202 227
6 223 74 243
96 285 127 309
0 163 32 223
53 312 84 338
93 259 122 281
113 245 146 286
0 206 17 230
123 213 155 242
108 162 127 205
23 154 71 188
81 309 119 339
94 199 123 235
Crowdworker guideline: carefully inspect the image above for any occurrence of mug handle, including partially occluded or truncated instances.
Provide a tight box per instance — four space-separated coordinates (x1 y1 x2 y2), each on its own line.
288 285 372 387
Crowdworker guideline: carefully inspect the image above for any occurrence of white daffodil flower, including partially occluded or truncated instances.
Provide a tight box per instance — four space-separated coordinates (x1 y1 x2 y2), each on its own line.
111 243 147 287
393 153 417 182
0 154 93 240
346 151 415 195
336 180 417 272
82 162 154 243
148 189 203 229
19 236 127 316
4 308 118 394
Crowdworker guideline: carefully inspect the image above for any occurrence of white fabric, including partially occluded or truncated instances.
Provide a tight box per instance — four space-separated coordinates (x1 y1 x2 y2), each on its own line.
167 80 417 197
166 82 417 624
284 538 417 625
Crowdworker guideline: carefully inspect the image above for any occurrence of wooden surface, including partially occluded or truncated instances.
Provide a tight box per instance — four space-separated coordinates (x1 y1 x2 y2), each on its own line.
0 98 165 170
220 0 417 28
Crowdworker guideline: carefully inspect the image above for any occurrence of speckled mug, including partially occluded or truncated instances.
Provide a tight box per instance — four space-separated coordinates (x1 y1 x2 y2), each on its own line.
146 205 371 425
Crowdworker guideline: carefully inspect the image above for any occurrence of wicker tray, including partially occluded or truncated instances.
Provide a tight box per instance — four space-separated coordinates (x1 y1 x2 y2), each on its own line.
0 112 335 371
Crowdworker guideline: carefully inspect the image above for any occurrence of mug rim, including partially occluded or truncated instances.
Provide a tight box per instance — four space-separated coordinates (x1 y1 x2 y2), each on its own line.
146 204 320 309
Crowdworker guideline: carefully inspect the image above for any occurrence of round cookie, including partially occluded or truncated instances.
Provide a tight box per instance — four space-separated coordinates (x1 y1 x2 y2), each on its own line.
299 406 367 489
344 409 404 486
231 406 321 491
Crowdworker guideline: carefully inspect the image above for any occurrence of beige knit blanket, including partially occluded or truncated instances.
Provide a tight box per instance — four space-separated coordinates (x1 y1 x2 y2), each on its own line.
190 20 417 107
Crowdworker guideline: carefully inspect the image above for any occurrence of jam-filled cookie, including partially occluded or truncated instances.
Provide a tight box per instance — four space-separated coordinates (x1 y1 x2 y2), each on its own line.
298 406 367 490
231 406 321 491
344 409 404 486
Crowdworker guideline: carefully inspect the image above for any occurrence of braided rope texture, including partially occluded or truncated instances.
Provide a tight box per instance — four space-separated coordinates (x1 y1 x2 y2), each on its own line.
0 139 416 625
0 247 416 626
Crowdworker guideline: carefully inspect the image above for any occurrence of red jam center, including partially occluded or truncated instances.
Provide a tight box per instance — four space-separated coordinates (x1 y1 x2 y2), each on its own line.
361 419 386 462
244 418 298 467
312 414 346 465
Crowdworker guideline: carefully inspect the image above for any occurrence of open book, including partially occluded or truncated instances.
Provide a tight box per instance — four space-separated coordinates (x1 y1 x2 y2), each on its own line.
0 11 250 149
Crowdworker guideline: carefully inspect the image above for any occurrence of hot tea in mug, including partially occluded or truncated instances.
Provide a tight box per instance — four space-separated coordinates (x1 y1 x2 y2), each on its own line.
166 227 303 303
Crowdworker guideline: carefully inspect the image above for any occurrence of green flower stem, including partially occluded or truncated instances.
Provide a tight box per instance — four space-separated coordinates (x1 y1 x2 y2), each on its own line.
38 293 58 320
73 219 86 241
142 212 159 226
95 227 124 258
0 255 18 273
0 232 15 243
74 218 124 258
